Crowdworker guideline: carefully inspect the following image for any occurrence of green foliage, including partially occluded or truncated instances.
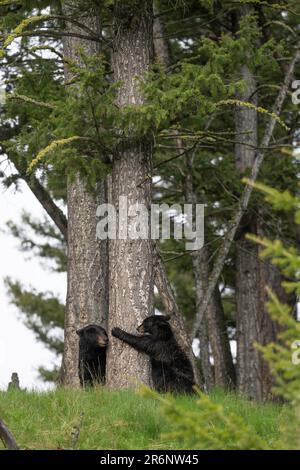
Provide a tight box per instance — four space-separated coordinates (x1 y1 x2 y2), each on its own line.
243 180 300 448
1 0 300 391
141 388 269 449
149 179 300 449
0 388 285 450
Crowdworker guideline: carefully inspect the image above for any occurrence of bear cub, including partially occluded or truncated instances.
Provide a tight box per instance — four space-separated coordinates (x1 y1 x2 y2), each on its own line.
77 324 108 386
112 315 195 394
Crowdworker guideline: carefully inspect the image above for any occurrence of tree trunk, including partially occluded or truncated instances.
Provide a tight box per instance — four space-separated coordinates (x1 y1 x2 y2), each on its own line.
191 253 213 391
190 42 300 339
60 2 109 386
233 8 293 401
192 249 236 389
106 0 154 389
153 2 171 68
234 57 263 399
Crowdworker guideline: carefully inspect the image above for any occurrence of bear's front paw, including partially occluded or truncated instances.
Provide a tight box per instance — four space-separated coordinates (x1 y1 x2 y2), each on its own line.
112 327 123 338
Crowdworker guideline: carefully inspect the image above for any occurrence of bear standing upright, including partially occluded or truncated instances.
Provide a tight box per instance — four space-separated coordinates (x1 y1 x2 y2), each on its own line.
112 315 195 393
77 324 108 386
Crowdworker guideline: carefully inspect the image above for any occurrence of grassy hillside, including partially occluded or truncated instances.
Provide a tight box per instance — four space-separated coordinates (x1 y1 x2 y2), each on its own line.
0 388 287 450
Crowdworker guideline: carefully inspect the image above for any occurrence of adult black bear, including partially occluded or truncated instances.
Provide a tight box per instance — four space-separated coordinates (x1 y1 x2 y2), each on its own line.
112 315 195 394
76 324 108 386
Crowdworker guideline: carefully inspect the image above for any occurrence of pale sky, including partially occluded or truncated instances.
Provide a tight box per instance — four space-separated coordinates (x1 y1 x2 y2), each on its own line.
0 179 66 390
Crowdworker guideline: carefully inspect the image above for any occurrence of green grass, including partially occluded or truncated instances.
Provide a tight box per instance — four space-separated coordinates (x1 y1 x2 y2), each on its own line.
0 387 288 450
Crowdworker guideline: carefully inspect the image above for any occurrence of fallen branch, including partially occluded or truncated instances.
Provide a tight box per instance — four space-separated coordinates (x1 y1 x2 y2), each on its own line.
192 41 300 338
0 419 19 450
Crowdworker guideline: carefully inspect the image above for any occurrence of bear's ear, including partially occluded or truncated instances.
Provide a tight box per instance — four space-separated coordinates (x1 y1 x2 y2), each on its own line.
76 328 84 337
164 315 171 321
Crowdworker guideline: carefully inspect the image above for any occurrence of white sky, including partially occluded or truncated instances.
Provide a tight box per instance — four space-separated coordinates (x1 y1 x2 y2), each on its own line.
0 180 66 391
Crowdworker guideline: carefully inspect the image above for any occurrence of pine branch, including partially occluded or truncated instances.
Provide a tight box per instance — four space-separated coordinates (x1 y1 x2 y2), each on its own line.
191 41 300 338
0 140 68 241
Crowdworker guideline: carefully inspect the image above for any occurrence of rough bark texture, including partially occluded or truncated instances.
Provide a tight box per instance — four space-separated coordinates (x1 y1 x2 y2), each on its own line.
106 0 154 389
60 2 108 386
234 19 296 400
193 250 236 389
257 220 297 400
234 57 262 399
153 3 171 68
236 222 263 399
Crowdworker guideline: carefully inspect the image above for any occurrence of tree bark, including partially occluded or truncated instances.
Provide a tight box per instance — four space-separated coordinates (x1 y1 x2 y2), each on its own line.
234 55 263 399
153 2 171 68
106 0 154 389
193 249 236 389
233 9 296 401
60 2 109 386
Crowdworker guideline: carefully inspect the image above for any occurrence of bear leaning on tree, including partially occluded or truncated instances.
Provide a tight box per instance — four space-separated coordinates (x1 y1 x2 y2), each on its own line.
76 324 108 386
112 315 195 394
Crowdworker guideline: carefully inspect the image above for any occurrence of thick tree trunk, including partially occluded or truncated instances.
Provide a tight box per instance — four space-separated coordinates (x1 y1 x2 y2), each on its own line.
60 2 109 386
106 0 154 389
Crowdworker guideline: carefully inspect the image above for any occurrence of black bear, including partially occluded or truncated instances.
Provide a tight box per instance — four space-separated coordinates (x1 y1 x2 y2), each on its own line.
112 315 195 394
76 324 108 386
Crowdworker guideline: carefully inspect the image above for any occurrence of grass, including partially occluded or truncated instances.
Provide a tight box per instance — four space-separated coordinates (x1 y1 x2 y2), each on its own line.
0 387 288 450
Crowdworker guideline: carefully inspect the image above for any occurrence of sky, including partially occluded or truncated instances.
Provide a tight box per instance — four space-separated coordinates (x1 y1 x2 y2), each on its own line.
0 178 66 391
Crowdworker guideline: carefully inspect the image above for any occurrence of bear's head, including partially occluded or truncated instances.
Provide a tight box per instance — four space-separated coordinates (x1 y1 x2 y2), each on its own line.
76 324 108 349
137 315 172 340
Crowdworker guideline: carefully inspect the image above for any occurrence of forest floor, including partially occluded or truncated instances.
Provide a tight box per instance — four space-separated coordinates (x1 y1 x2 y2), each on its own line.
0 387 287 450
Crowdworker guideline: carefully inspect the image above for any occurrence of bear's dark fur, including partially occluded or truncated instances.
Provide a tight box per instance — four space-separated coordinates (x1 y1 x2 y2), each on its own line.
77 324 108 386
112 315 195 393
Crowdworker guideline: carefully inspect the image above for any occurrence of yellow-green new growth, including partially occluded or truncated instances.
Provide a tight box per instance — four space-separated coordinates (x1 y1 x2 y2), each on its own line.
0 15 50 58
28 136 88 173
217 99 290 131
8 93 56 110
